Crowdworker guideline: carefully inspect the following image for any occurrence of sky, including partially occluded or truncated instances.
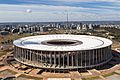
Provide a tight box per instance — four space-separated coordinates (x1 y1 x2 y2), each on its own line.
0 0 120 22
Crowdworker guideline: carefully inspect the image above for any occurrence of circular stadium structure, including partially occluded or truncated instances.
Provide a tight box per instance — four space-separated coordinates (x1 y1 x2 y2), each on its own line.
13 34 113 71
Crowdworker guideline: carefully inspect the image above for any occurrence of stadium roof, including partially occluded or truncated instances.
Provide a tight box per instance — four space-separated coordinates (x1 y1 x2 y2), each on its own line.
13 34 112 51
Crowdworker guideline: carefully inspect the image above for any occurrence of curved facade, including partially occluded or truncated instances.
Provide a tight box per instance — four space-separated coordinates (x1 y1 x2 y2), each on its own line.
13 35 113 70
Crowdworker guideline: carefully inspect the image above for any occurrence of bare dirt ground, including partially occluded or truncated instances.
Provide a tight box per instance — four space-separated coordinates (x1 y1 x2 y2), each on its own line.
112 40 120 49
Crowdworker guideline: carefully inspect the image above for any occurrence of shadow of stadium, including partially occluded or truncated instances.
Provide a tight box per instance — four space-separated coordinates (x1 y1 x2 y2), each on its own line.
95 50 120 70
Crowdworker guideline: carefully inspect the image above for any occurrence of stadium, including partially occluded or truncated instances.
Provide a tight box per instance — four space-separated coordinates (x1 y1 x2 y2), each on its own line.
13 34 113 72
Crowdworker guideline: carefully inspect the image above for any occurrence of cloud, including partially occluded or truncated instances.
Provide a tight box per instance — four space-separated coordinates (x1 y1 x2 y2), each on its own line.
0 11 120 22
52 0 120 2
0 4 102 13
0 4 119 12
0 4 83 12
0 3 119 22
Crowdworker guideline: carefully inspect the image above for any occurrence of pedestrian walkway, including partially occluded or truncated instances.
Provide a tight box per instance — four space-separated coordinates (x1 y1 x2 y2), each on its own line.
0 66 9 72
99 75 107 80
29 69 41 75
46 78 71 80
69 71 81 78
15 73 22 77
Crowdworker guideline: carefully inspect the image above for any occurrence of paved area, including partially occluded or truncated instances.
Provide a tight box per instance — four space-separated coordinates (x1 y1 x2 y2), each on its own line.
41 72 70 78
99 75 107 80
115 70 120 74
46 78 71 80
15 73 22 77
29 69 41 75
0 49 120 79
106 74 120 80
0 66 10 72
88 69 101 76
69 71 81 78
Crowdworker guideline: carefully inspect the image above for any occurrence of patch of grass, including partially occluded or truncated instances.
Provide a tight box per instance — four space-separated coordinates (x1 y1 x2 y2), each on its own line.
19 74 43 80
7 69 17 74
102 72 116 77
0 51 7 57
113 71 120 75
0 69 17 75
82 76 100 80
0 33 32 43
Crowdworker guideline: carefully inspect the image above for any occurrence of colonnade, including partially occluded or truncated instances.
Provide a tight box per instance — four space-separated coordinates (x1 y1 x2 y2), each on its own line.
14 46 112 69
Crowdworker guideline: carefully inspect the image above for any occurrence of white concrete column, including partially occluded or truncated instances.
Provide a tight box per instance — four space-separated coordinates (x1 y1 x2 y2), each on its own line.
76 52 78 68
20 48 21 60
21 48 23 61
18 47 19 59
104 48 106 61
16 47 17 58
19 48 21 60
89 50 91 66
59 52 61 68
24 49 26 60
16 47 18 58
67 52 69 68
93 50 94 65
36 51 39 65
72 53 74 67
110 46 112 58
50 52 52 67
54 51 56 67
100 49 101 63
101 48 102 62
14 46 16 58
81 51 82 68
45 52 47 67
23 48 24 62
17 47 18 58
30 50 32 63
14 46 16 57
63 53 65 68
98 49 101 63
101 48 103 62
14 46 18 58
27 50 28 61
22 49 24 61
96 49 97 64
41 51 43 63
85 51 86 67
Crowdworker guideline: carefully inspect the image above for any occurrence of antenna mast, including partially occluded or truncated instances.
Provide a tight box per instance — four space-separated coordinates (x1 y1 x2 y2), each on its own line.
66 11 69 30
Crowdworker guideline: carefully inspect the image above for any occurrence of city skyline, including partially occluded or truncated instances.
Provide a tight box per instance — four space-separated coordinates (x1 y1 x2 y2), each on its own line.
0 0 120 22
